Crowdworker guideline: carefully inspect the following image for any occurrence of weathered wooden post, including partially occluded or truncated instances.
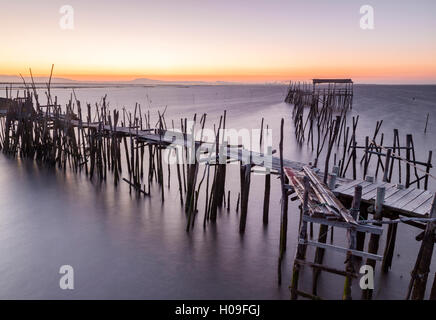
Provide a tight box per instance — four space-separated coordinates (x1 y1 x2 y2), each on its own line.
239 163 251 233
328 172 337 190
424 113 429 134
382 216 398 273
185 147 199 232
263 145 272 225
406 134 412 188
409 196 436 300
328 166 339 243
355 176 373 254
424 150 432 190
430 273 436 300
279 119 288 252
363 136 369 179
382 149 392 183
290 176 310 299
263 170 271 224
361 186 385 300
343 185 362 300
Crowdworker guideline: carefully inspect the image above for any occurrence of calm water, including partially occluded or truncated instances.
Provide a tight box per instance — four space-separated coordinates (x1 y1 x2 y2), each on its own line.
0 84 435 299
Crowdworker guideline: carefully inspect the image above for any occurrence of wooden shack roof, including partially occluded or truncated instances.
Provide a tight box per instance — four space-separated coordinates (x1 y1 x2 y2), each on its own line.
312 79 353 84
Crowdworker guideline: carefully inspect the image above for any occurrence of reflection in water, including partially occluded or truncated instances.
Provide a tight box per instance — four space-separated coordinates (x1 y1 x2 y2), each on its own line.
0 84 435 299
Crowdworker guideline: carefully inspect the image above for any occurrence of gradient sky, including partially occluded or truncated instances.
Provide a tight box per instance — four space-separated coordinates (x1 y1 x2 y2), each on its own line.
1 0 436 83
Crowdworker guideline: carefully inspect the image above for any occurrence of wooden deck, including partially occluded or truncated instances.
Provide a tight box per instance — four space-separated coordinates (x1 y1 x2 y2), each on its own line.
332 179 434 218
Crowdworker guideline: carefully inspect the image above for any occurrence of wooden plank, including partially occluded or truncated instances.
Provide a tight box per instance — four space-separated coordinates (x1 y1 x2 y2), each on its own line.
341 181 372 196
302 215 383 235
362 181 387 195
361 181 385 195
415 197 435 215
294 259 358 278
362 182 395 201
336 180 366 194
385 188 416 207
383 185 406 201
302 166 357 224
333 179 363 193
395 189 427 210
299 239 383 261
403 192 434 212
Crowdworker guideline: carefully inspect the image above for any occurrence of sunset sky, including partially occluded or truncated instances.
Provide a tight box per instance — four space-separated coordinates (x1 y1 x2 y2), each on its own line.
1 0 436 83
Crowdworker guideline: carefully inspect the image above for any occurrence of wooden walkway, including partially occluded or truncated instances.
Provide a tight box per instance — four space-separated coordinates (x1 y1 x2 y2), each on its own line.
46 114 436 219
52 114 310 173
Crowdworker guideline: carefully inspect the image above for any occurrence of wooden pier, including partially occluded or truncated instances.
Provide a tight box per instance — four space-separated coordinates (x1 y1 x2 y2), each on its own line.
1 79 436 300
285 78 353 111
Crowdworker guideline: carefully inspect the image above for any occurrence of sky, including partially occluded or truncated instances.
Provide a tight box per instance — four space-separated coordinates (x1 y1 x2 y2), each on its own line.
1 0 436 83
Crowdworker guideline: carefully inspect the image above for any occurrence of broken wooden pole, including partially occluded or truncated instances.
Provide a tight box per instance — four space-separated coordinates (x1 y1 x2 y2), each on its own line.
424 113 429 134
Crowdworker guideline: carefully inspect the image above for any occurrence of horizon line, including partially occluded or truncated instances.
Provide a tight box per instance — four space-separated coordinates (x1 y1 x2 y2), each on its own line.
1 74 436 86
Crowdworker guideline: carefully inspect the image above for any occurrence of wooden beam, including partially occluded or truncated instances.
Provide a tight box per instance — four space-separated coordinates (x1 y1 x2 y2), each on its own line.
302 215 383 235
299 239 383 261
294 259 358 278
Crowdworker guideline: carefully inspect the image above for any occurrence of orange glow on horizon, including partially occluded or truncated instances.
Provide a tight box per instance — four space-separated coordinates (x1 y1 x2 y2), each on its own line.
2 63 435 84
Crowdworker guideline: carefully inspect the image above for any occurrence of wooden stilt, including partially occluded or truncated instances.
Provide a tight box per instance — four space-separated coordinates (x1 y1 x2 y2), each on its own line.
263 169 271 224
343 185 362 300
362 186 385 300
239 163 251 233
409 196 436 300
382 217 398 273
290 176 310 298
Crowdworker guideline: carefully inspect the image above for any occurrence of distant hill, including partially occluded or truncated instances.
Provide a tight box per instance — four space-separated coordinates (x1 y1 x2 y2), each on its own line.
0 75 79 83
129 78 212 85
0 75 261 86
127 78 165 85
